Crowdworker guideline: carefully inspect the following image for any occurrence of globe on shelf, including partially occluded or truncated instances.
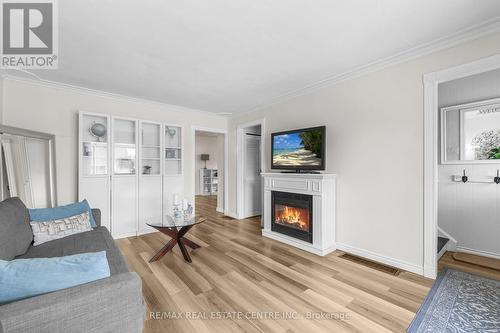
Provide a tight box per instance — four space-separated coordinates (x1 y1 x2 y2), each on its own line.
89 122 107 142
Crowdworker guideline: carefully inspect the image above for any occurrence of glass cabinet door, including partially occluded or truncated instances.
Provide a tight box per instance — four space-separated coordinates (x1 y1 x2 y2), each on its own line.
113 118 137 175
81 114 109 176
164 125 182 175
140 122 161 175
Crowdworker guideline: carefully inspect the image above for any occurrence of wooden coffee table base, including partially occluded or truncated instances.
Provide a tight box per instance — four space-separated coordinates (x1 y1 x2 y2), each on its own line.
149 225 201 263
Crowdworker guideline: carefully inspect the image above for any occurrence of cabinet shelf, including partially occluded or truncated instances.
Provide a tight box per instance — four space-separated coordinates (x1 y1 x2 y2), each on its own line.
114 143 136 147
199 168 218 195
82 140 108 145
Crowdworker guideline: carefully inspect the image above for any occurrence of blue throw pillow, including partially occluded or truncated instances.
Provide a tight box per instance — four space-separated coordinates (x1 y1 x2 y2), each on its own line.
0 251 110 304
29 199 96 228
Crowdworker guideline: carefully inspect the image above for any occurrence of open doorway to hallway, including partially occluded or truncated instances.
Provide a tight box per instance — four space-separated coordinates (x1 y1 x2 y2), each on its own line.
194 130 225 215
423 54 500 279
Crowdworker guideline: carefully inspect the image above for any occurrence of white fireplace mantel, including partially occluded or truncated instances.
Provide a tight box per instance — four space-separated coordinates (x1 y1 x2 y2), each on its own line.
261 172 336 256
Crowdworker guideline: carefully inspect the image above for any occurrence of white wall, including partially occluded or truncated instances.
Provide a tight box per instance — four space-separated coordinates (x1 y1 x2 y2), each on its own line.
439 68 500 107
195 133 219 195
0 77 6 201
0 77 4 123
2 78 228 206
227 31 500 273
438 69 500 258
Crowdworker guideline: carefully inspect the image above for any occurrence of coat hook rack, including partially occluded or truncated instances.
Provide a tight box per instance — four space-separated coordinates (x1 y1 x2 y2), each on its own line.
461 169 468 183
495 170 500 184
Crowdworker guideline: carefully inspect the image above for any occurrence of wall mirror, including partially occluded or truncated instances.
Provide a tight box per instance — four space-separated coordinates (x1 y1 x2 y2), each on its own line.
0 125 57 208
441 98 500 164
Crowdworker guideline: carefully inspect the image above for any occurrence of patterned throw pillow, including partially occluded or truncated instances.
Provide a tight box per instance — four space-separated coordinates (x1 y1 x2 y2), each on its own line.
30 212 93 246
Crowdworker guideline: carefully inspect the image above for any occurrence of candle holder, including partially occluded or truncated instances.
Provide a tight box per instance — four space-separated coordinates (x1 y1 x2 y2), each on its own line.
182 203 193 220
172 203 182 219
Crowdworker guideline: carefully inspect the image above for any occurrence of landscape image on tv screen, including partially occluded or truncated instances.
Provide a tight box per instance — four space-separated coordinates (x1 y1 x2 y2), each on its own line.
273 129 323 167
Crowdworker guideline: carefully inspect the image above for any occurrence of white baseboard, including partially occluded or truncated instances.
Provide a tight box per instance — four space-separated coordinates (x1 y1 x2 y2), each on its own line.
438 227 457 251
423 264 437 279
336 242 424 275
224 210 240 219
112 231 138 239
262 230 336 256
216 207 224 213
137 229 158 236
437 243 448 261
456 246 500 260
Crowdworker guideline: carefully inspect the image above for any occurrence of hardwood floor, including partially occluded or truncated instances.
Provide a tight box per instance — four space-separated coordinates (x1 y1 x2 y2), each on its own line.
438 251 500 280
117 196 441 333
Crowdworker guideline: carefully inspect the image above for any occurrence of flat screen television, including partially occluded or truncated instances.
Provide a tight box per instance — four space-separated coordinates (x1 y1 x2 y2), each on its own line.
271 126 326 171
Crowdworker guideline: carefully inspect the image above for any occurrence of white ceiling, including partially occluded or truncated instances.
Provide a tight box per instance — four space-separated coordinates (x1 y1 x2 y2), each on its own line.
10 1 500 114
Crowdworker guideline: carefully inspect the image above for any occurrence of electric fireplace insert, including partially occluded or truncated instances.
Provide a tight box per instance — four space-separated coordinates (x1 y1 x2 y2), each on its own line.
271 191 313 243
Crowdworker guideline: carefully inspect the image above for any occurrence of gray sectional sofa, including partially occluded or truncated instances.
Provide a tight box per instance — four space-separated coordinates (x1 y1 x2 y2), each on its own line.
0 197 145 333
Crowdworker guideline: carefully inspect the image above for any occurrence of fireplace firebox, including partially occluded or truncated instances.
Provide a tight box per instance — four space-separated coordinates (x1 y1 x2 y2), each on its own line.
271 191 313 243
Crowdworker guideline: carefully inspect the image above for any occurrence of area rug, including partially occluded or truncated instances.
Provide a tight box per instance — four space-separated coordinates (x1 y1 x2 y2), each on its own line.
407 269 500 333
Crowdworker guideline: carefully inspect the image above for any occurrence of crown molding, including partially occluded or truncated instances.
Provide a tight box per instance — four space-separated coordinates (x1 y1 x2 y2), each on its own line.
235 16 500 117
0 73 227 119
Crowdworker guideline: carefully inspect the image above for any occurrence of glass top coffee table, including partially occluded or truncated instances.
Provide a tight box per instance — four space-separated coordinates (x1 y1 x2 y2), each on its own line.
147 215 206 263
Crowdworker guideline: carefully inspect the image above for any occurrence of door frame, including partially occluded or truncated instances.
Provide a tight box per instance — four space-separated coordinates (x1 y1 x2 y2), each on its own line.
0 125 57 207
191 126 228 215
423 53 500 279
236 118 266 220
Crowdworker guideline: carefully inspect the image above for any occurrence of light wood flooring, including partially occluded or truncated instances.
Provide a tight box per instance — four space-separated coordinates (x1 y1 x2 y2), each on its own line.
438 250 500 280
117 195 497 333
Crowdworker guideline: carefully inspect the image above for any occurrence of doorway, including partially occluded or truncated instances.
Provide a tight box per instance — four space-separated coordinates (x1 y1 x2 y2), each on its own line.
193 127 228 216
237 119 265 221
0 125 57 208
423 54 500 279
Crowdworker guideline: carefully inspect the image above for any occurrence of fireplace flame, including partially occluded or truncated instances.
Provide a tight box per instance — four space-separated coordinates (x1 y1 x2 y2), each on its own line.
275 205 309 231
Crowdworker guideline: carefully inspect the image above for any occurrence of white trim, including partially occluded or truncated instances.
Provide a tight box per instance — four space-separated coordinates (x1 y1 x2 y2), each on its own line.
137 229 158 237
224 210 239 219
423 53 500 279
437 226 457 252
336 242 424 275
112 231 138 240
191 126 229 216
1 75 226 119
263 230 336 256
236 118 266 220
237 17 500 115
437 243 448 261
456 246 500 260
216 207 224 213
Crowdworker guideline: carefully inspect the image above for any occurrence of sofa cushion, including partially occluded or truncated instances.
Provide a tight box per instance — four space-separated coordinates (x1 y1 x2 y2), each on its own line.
17 227 129 275
30 212 93 246
0 251 110 304
0 198 33 260
29 199 97 228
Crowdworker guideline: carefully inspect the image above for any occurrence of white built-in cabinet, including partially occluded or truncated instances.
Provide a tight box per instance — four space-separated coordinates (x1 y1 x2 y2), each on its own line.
111 117 138 238
138 121 162 234
199 169 218 195
78 111 183 238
